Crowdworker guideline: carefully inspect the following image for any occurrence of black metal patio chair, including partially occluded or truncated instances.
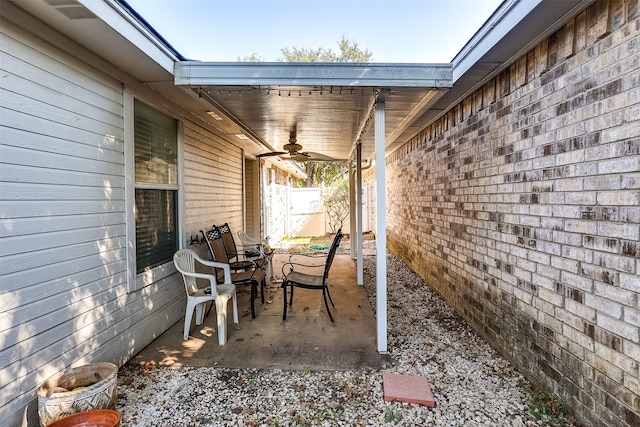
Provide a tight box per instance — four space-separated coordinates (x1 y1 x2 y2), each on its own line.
201 226 266 319
217 222 271 283
281 229 344 322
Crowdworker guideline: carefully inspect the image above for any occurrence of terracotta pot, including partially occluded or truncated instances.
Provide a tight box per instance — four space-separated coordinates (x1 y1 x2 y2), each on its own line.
45 409 120 427
37 362 118 427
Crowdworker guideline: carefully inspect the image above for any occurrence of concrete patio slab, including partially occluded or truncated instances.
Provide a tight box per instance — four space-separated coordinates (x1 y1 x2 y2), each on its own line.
129 254 389 371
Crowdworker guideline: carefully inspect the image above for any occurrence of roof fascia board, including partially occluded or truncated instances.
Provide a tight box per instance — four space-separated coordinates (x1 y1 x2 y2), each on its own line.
451 0 594 83
175 62 453 88
414 0 594 132
452 0 538 82
78 0 180 74
113 0 186 60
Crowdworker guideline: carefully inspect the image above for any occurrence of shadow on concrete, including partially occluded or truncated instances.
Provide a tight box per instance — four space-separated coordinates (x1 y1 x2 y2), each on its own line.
130 254 390 371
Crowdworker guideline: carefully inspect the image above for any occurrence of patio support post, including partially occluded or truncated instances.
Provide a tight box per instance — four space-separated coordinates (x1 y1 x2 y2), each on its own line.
356 143 363 285
375 98 387 353
349 157 356 258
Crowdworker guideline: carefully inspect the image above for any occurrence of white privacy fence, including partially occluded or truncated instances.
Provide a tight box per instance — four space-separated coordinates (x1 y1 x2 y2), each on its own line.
289 187 330 237
283 185 371 238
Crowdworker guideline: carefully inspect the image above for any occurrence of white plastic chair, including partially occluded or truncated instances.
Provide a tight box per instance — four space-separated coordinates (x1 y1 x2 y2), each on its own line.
237 230 269 251
237 230 274 282
173 249 239 344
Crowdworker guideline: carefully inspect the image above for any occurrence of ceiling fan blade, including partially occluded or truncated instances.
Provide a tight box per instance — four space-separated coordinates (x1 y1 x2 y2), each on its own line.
256 151 287 158
302 152 336 161
289 153 311 162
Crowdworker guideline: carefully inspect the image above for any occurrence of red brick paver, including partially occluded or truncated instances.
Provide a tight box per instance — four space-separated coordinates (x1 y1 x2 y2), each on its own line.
383 373 435 406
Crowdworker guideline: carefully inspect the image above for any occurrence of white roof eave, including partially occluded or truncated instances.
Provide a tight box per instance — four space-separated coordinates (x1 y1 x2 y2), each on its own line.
174 62 453 89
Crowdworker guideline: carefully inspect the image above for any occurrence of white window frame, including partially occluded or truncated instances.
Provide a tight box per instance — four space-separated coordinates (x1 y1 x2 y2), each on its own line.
124 92 184 292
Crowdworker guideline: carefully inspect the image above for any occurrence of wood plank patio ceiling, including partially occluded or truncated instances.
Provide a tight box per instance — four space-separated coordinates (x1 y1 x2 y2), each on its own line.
175 62 453 162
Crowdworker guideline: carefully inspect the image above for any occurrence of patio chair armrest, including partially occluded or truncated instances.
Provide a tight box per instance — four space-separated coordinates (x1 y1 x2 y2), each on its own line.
235 242 261 250
288 253 327 264
226 247 262 261
238 231 269 246
181 271 225 291
235 243 264 258
194 256 232 284
281 261 324 276
229 259 259 272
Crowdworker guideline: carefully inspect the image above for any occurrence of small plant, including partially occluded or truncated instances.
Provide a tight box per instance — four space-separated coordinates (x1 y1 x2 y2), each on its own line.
526 383 575 426
331 403 346 420
303 365 311 374
384 406 401 423
323 181 350 234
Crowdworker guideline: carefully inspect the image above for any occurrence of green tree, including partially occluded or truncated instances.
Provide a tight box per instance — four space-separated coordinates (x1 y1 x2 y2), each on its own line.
240 36 371 194
237 52 264 62
279 35 373 62
323 178 350 234
301 161 346 187
279 36 371 188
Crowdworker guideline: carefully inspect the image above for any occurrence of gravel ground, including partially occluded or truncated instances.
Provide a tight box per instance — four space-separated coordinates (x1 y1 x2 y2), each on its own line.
116 248 581 427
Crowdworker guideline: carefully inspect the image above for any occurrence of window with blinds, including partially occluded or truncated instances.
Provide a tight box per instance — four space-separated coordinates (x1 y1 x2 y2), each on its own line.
134 100 178 273
134 100 177 184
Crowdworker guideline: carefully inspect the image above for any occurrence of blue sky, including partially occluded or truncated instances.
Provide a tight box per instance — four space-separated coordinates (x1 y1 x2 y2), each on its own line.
126 0 503 63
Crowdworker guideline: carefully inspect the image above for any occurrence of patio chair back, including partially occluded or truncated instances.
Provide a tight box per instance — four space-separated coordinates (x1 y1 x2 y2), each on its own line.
281 228 343 322
238 230 274 281
237 230 268 249
323 229 344 278
218 224 268 279
220 223 261 260
201 226 267 319
174 248 217 296
202 226 230 265
217 223 239 263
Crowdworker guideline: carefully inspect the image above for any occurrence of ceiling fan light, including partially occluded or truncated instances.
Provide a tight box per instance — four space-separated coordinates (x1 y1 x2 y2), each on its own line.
206 111 223 120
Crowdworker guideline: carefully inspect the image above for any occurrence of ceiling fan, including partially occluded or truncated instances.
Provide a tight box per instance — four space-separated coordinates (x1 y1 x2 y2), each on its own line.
256 130 335 162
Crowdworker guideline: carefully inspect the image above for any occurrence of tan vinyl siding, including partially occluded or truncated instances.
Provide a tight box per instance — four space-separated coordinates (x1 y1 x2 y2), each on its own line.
243 158 263 238
183 121 244 247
